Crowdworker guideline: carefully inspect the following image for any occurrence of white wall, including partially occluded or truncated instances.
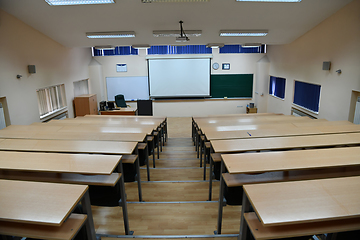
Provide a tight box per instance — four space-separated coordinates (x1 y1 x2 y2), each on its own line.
0 9 92 124
266 0 360 120
92 48 265 117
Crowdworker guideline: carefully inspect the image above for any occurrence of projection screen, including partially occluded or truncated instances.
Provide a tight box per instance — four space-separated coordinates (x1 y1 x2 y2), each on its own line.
148 58 211 98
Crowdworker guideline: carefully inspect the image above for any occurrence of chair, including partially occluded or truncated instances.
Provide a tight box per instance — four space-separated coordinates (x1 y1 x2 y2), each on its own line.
115 94 127 108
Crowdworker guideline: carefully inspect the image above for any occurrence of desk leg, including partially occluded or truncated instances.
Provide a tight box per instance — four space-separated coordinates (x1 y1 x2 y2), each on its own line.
200 136 203 168
203 140 206 181
208 147 214 201
159 128 163 152
118 163 133 235
134 148 143 202
239 192 251 240
145 142 150 181
215 161 226 235
81 190 97 240
196 130 200 158
152 137 156 168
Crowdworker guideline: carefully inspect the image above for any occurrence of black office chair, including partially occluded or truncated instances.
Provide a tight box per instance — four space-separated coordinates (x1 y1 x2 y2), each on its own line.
115 94 127 108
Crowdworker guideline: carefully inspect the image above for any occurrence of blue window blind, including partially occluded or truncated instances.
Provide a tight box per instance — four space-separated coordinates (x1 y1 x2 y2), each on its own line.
147 45 212 55
269 76 286 99
293 81 321 113
93 46 138 56
220 44 265 54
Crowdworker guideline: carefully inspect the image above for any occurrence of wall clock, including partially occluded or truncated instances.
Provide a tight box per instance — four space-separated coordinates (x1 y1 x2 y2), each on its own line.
212 62 220 70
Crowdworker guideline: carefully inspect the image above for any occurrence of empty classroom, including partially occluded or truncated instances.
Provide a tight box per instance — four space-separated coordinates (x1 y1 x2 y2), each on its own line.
0 0 360 240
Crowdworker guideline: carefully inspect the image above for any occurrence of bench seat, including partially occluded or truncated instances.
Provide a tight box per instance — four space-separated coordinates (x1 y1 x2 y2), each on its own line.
245 212 360 240
0 213 87 240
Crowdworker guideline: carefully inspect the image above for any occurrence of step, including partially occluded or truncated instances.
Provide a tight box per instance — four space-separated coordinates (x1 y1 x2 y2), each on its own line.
140 168 210 181
125 181 220 202
92 202 241 236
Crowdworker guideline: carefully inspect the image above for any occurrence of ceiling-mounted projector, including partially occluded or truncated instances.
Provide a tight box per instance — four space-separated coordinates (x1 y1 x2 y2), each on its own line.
176 36 189 42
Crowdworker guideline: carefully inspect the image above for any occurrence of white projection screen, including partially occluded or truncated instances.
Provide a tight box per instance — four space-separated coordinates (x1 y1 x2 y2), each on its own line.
148 58 211 98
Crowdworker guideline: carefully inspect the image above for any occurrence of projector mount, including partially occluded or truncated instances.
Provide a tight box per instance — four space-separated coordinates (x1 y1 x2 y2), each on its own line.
176 20 189 42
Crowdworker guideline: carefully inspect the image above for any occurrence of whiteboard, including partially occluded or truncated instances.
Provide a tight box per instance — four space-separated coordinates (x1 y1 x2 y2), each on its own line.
106 76 149 101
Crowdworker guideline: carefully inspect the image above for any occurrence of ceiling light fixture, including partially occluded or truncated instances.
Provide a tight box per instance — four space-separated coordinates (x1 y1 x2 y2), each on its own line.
86 31 135 39
241 43 263 47
236 0 300 2
94 45 115 50
45 0 115 6
142 0 208 3
132 44 151 49
220 30 268 37
206 43 225 48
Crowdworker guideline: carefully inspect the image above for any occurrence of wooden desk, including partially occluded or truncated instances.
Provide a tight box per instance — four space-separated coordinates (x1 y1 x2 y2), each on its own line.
0 151 132 235
0 139 143 202
0 151 121 175
246 107 257 113
0 179 96 239
215 147 360 234
223 146 360 175
240 176 360 239
100 109 137 115
207 131 360 191
0 138 136 155
205 123 360 141
211 132 360 153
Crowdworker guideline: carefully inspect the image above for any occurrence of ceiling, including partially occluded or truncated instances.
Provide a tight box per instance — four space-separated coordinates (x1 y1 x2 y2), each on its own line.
0 0 352 48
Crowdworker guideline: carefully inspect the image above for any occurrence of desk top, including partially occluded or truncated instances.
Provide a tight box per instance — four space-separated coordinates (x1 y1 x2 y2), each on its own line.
192 113 282 121
57 125 155 134
205 123 360 140
222 146 360 174
0 179 87 226
0 139 137 155
195 115 312 126
0 129 147 142
211 132 360 153
201 123 297 134
243 176 360 226
49 117 163 126
0 151 121 175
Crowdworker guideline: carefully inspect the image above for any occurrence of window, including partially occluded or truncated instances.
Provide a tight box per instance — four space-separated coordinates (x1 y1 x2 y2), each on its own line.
147 45 212 55
37 84 67 120
219 44 266 54
269 76 286 99
293 80 321 113
92 46 138 56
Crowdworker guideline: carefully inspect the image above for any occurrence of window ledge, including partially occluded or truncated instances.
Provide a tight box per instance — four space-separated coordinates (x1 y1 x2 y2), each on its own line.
40 107 68 122
269 94 285 101
292 104 318 116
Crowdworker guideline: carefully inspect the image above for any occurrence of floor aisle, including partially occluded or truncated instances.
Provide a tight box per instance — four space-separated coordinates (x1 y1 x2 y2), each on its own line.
93 118 241 238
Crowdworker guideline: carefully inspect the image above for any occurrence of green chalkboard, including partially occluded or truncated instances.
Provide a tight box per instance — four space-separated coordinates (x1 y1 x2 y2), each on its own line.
210 74 253 98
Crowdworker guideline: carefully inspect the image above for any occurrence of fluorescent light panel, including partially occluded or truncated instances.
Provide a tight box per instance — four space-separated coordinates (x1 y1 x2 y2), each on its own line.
206 43 224 48
220 30 268 37
142 0 208 3
45 0 115 6
153 30 202 37
236 0 301 2
94 45 115 50
242 43 263 47
86 31 135 38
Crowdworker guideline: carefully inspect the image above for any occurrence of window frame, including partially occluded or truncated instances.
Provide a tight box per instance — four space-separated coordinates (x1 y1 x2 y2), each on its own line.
269 76 286 100
37 84 68 121
293 80 321 114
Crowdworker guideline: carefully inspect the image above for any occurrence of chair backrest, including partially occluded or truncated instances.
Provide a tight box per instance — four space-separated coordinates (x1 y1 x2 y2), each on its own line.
115 94 127 108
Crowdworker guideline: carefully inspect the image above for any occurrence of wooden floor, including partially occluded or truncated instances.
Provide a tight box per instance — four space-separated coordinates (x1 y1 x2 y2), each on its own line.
92 118 241 237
